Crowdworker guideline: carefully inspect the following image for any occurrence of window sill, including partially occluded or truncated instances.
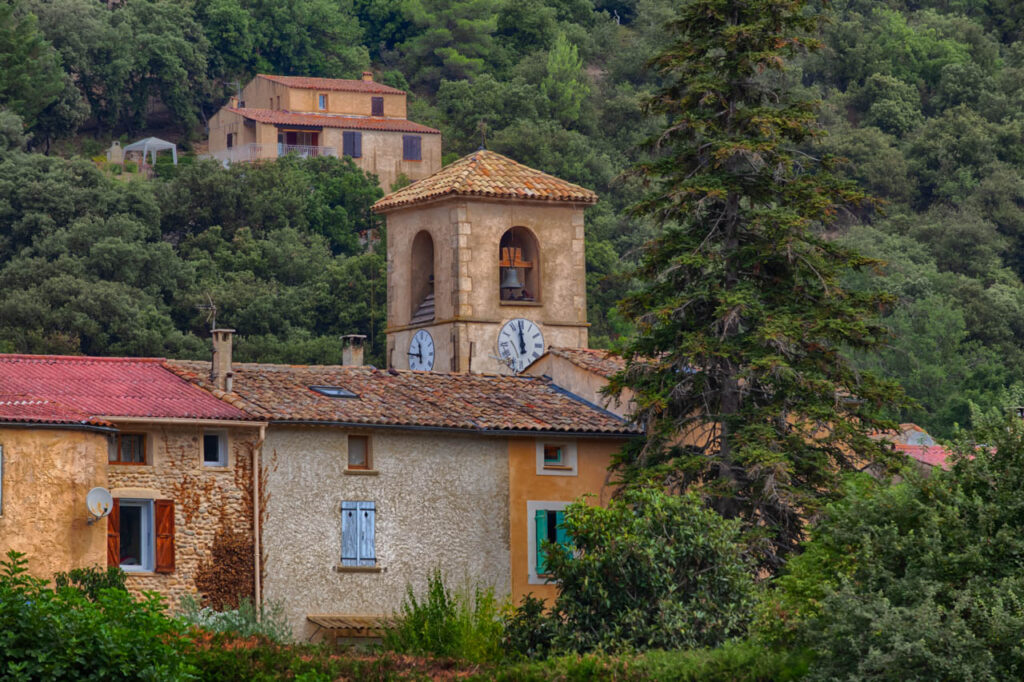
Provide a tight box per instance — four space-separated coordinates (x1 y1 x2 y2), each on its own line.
334 565 384 573
499 300 543 307
542 464 574 471
203 464 231 470
344 469 379 476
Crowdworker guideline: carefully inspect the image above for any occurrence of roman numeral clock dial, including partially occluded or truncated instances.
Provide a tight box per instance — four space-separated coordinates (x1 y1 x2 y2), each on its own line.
408 329 434 371
498 318 544 373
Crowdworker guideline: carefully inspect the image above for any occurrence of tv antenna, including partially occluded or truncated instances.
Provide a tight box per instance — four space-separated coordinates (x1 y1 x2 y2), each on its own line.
196 294 217 330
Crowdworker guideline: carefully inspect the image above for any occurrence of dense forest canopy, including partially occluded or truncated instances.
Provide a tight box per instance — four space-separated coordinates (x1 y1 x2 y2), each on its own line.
1 0 1024 437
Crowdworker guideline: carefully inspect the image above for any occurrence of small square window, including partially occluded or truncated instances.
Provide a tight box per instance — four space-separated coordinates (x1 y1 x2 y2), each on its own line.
110 434 146 465
536 440 577 475
348 435 370 470
203 431 228 467
318 93 328 110
543 445 563 465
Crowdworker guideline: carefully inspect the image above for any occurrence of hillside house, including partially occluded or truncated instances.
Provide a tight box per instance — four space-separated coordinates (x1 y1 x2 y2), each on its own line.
207 73 442 190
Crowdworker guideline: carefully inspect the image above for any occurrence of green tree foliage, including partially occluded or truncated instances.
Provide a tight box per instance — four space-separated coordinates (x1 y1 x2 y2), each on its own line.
530 487 755 653
611 0 905 569
0 0 63 130
0 151 387 364
539 33 589 127
765 413 1024 679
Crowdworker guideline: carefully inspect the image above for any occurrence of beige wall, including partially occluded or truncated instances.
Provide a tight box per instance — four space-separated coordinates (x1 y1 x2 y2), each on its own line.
0 427 109 579
384 198 590 373
507 437 620 603
242 76 407 118
241 77 292 111
261 427 510 640
525 355 634 419
107 422 260 607
321 128 442 190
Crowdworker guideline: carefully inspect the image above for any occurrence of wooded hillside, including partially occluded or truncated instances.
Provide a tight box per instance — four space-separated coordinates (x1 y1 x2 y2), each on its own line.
2 0 1023 436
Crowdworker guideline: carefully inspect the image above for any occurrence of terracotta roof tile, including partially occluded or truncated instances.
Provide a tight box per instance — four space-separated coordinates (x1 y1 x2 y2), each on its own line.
228 108 440 134
893 443 953 470
258 74 404 95
165 361 636 435
544 347 625 379
0 354 251 422
373 149 599 211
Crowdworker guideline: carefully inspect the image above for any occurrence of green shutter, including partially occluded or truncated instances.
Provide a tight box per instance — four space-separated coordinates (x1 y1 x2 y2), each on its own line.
535 509 548 574
554 511 569 552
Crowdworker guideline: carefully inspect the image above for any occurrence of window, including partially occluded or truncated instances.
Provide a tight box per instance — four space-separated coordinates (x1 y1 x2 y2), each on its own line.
403 135 422 161
310 385 358 398
277 95 281 109
107 499 175 574
226 133 234 149
203 431 228 467
342 131 362 159
537 440 577 475
347 435 370 470
410 230 435 320
527 501 572 581
371 96 384 116
318 93 328 110
341 501 376 566
110 433 146 465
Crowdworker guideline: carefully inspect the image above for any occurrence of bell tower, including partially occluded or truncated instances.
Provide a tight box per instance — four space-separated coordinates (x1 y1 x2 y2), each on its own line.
373 150 597 374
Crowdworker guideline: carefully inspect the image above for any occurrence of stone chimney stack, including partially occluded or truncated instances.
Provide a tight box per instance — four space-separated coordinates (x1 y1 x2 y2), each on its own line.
361 71 374 82
228 95 239 108
211 328 235 392
342 334 367 366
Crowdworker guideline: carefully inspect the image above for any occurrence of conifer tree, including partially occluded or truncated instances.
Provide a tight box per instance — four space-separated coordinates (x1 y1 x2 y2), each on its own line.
610 0 906 569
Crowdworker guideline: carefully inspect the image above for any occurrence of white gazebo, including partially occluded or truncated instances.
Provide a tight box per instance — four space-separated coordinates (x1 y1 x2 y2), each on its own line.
122 137 178 165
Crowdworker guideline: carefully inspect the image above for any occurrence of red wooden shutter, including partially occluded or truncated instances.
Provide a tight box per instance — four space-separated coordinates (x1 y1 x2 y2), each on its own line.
154 500 175 574
107 499 120 567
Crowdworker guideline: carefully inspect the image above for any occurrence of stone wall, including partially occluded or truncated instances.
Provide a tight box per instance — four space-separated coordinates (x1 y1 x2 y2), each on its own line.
107 422 261 609
261 426 510 640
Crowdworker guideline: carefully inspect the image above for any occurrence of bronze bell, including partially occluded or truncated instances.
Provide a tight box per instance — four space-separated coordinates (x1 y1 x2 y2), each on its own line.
500 266 523 291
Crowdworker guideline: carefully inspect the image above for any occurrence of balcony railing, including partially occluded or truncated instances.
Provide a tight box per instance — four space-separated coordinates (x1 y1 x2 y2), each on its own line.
209 143 264 165
278 144 337 158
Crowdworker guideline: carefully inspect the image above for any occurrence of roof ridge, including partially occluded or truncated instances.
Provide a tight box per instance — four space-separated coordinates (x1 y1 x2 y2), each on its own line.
0 353 166 364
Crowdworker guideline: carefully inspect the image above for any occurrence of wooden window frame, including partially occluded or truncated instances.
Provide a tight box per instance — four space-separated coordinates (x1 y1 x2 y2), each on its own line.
527 500 571 583
110 433 147 465
108 498 174 574
347 434 371 471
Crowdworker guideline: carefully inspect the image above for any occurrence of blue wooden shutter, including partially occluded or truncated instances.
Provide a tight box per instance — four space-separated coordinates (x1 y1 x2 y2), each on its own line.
341 501 358 566
403 135 421 161
535 509 549 574
358 501 376 566
343 131 362 158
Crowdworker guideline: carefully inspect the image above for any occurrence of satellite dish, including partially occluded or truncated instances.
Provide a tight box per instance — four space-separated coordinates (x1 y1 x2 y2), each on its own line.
86 487 113 522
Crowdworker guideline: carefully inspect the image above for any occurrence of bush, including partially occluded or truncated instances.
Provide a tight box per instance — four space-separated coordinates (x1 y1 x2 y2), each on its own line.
53 564 127 601
0 550 196 681
124 160 137 173
107 162 122 174
383 569 504 663
179 595 293 643
502 593 556 660
533 486 756 654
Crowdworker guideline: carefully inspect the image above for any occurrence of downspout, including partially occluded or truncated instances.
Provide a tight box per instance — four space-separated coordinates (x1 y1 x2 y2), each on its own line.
253 423 266 612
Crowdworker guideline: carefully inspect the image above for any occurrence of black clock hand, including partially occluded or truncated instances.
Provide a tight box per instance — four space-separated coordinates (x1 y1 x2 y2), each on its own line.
518 321 526 354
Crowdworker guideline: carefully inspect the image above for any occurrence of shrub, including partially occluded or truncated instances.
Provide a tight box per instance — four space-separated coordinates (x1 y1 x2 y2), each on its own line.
107 162 122 174
124 160 138 173
502 593 556 660
54 564 126 601
536 486 756 654
179 595 293 643
0 550 196 681
383 569 504 663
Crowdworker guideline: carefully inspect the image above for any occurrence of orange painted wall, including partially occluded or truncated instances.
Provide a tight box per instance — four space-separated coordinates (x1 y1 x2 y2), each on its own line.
507 437 623 603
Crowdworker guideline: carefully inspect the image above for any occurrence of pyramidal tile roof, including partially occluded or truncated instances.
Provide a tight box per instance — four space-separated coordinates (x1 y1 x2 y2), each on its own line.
373 149 599 211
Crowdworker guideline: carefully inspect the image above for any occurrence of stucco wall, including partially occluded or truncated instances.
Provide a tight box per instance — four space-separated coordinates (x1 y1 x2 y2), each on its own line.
384 198 590 373
507 437 620 603
106 423 260 608
525 355 634 418
242 77 291 111
320 129 441 190
0 427 108 578
261 427 510 639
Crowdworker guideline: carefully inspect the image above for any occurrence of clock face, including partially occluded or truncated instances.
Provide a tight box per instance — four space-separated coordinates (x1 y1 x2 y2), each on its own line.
498 318 544 373
408 329 435 371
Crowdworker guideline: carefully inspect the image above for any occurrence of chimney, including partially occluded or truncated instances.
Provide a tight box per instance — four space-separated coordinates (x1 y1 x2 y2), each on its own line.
361 71 374 82
228 95 238 108
342 334 367 366
211 328 235 392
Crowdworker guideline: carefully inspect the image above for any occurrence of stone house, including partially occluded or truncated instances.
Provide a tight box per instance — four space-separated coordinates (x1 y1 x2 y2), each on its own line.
0 354 265 607
206 73 442 190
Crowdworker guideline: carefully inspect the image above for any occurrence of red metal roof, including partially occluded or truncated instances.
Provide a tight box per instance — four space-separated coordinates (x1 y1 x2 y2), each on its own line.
0 355 251 422
228 108 440 134
258 74 404 95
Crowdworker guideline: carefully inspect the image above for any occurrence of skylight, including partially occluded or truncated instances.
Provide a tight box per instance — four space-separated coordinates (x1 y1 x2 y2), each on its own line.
309 385 358 399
